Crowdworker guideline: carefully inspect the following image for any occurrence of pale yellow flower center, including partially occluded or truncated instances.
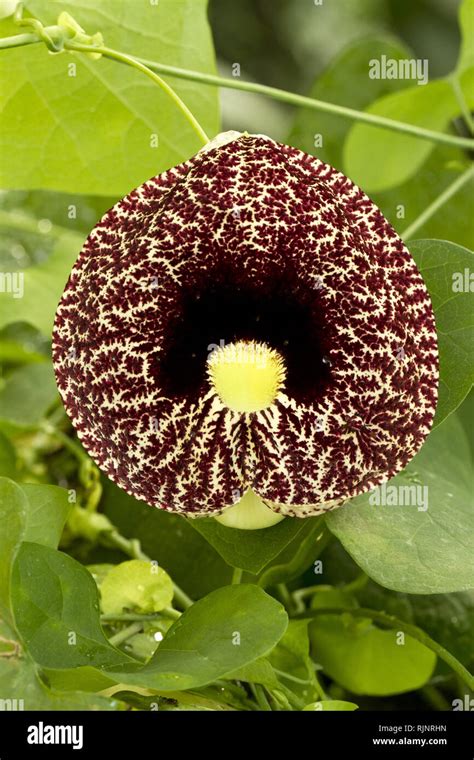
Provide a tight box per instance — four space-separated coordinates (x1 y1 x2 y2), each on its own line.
207 340 286 413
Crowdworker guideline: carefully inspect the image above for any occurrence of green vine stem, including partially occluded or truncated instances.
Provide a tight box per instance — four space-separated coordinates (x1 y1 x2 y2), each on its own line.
134 58 474 151
249 683 272 711
401 162 474 239
231 567 243 584
0 31 40 49
101 609 181 623
296 607 474 692
1 29 474 151
108 621 142 647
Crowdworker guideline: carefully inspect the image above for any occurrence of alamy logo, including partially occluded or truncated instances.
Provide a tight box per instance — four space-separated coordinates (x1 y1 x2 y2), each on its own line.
369 482 428 511
27 722 84 750
369 55 428 85
0 698 24 711
0 271 24 299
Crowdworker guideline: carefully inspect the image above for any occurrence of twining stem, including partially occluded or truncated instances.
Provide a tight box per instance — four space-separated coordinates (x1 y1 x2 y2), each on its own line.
297 607 474 691
101 608 181 623
108 621 142 647
66 42 210 145
249 683 272 711
1 32 474 151
401 163 474 239
231 568 243 584
276 583 294 613
421 685 451 712
273 668 311 686
0 32 40 49
135 58 474 151
292 584 333 614
41 421 89 465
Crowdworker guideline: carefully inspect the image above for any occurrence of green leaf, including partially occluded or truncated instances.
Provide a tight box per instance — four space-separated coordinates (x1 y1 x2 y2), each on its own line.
20 483 71 548
11 542 135 669
327 413 474 594
410 239 474 426
303 701 358 711
309 590 436 696
100 559 174 615
101 479 232 598
310 616 436 696
109 585 288 691
0 211 83 336
0 431 17 477
0 478 27 623
192 516 321 575
0 1 219 195
0 362 58 430
343 80 461 192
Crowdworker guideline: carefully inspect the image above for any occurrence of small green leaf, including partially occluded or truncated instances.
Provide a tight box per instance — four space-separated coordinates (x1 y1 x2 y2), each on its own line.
0 1 219 195
12 542 135 669
310 616 436 696
410 239 474 426
309 590 436 696
109 585 288 691
343 81 459 192
100 559 174 615
192 516 320 575
327 413 474 594
303 701 358 711
0 363 58 430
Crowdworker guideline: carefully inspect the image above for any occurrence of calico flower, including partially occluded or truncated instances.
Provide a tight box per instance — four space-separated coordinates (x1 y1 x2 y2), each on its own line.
52 131 438 529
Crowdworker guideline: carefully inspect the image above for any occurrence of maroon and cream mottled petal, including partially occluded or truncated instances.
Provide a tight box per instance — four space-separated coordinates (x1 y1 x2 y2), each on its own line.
52 132 438 517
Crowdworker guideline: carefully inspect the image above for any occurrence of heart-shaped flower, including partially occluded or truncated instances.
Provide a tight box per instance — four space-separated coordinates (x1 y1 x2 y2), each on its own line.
53 131 438 528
